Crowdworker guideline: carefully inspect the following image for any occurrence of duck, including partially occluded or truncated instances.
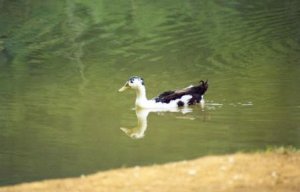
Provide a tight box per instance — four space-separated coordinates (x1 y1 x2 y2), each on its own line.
119 76 208 109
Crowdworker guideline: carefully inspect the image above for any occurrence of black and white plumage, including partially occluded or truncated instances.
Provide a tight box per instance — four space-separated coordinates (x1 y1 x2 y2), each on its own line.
119 76 208 109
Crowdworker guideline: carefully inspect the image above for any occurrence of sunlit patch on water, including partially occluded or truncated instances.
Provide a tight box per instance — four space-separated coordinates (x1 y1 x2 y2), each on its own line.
205 101 254 109
229 102 254 107
175 116 196 120
205 101 223 110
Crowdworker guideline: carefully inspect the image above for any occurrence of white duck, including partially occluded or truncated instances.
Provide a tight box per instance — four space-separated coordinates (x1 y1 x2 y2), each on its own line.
119 76 208 109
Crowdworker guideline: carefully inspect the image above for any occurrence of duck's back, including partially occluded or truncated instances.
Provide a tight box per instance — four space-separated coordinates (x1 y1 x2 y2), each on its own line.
154 80 208 105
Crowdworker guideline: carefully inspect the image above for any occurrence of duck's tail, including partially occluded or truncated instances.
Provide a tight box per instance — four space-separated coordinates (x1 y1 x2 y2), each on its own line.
187 80 208 105
198 80 208 95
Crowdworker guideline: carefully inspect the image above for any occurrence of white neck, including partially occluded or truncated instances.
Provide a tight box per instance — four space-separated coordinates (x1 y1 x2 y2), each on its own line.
120 109 150 139
135 85 148 108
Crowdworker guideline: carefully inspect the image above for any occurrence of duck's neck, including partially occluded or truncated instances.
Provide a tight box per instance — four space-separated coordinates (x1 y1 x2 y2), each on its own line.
135 85 148 108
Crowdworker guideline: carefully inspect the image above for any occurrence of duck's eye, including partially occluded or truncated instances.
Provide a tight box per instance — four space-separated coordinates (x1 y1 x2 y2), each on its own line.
130 79 134 83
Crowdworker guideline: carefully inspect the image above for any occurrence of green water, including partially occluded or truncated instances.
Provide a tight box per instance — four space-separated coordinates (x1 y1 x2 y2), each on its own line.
0 0 300 186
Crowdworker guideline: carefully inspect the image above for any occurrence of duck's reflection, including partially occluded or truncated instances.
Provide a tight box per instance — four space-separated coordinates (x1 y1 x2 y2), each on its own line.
120 108 193 139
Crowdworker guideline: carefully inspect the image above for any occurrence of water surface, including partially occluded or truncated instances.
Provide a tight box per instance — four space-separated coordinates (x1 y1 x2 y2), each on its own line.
0 0 300 185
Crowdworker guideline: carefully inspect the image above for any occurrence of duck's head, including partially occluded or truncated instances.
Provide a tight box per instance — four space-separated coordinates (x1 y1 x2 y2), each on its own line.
119 76 145 92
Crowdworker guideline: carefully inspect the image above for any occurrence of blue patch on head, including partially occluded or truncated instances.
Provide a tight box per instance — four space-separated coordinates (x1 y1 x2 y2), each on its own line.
129 76 144 85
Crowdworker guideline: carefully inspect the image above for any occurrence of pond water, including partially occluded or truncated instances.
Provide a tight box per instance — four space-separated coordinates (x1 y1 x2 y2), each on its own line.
0 0 300 186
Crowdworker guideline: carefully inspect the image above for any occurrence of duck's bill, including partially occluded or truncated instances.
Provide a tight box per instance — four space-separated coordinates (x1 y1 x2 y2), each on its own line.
118 82 129 92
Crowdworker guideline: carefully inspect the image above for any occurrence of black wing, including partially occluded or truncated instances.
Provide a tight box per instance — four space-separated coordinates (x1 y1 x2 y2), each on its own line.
154 80 208 104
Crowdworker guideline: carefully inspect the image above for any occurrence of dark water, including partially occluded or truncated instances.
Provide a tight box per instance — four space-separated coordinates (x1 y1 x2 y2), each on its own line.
0 0 300 186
